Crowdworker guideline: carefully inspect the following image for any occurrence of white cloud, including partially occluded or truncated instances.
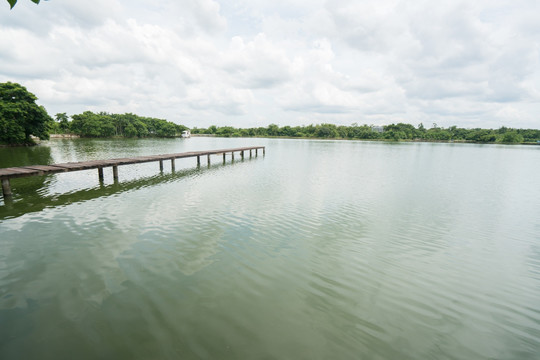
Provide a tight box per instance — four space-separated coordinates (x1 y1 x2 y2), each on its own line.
0 0 539 129
186 85 254 116
220 34 295 89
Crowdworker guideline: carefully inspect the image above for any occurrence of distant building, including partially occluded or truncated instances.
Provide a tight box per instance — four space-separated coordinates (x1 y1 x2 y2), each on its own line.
371 126 384 133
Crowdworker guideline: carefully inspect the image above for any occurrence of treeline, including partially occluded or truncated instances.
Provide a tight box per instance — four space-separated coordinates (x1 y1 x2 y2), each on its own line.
51 111 188 138
192 123 540 143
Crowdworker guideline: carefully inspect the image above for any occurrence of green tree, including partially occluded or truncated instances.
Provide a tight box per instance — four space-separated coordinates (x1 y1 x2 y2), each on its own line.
68 111 184 138
465 129 500 143
6 0 40 9
55 112 70 133
383 129 406 141
499 131 524 143
315 124 339 138
426 127 452 140
518 129 540 142
448 126 469 140
279 125 293 137
111 113 131 136
384 123 416 139
124 123 138 138
216 126 235 137
134 120 149 137
383 123 415 140
155 121 177 137
267 124 279 136
0 81 53 144
70 111 115 137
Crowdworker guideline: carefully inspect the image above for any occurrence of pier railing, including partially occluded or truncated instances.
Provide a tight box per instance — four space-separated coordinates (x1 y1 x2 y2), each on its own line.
0 146 265 199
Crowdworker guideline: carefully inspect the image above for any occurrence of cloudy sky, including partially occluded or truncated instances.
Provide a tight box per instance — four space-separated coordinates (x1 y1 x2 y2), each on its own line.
1 0 539 129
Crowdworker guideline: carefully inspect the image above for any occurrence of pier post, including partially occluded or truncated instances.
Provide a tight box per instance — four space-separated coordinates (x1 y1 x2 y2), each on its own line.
0 146 264 198
2 179 12 199
256 149 258 156
263 147 265 156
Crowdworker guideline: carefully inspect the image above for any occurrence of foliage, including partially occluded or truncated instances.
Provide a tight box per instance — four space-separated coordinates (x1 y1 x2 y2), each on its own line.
71 112 115 138
191 122 540 144
67 111 186 138
0 81 53 144
6 0 40 9
500 131 524 143
48 112 71 134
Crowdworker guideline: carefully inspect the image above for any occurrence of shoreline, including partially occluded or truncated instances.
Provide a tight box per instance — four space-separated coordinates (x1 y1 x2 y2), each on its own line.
49 134 81 139
188 134 540 145
3 135 539 147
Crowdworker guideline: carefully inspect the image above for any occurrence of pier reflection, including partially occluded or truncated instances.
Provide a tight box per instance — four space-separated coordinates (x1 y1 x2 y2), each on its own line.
0 158 253 220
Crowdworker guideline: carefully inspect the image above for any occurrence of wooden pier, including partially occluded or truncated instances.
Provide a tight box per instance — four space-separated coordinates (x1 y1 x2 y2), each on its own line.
0 146 265 199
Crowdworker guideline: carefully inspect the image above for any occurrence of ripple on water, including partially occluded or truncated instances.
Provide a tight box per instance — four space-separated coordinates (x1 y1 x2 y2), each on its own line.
1 139 540 359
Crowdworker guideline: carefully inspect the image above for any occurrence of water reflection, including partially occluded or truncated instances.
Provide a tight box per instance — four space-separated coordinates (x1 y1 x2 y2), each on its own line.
1 138 540 359
1 145 54 206
0 158 255 220
0 144 54 168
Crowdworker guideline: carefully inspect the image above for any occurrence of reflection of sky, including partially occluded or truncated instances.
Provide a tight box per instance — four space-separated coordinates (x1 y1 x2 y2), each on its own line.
1 138 540 358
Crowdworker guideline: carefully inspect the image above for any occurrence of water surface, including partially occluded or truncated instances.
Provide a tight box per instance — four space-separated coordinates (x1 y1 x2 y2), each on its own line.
1 138 539 359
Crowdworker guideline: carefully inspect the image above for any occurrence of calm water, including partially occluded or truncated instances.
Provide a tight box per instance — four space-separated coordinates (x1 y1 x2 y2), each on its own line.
1 138 539 359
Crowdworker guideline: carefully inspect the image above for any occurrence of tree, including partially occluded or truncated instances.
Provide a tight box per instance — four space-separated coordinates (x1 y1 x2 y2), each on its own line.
6 0 41 9
124 123 138 138
0 82 53 144
55 112 70 133
383 123 415 140
267 124 279 136
70 111 115 137
315 124 339 138
215 126 235 137
499 131 524 144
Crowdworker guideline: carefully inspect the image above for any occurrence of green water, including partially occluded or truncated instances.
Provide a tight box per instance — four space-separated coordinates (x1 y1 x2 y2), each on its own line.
1 138 540 359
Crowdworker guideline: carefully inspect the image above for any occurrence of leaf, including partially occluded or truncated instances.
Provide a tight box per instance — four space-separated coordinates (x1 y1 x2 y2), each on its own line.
7 0 40 9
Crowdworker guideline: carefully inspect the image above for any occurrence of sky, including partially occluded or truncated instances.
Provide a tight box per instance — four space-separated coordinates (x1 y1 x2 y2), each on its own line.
1 0 539 129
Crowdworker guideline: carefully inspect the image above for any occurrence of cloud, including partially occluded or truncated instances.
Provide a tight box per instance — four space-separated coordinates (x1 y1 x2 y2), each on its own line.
0 0 539 128
1 0 121 31
187 86 254 116
220 34 295 89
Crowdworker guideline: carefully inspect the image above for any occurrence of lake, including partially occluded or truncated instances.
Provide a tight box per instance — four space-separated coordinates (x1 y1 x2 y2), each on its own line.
1 137 539 359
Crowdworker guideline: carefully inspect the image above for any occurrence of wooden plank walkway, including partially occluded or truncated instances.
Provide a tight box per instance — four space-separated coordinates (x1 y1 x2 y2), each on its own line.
1 146 265 199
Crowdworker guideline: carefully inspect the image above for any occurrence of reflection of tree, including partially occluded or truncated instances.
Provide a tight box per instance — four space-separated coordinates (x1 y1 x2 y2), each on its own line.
0 158 252 219
0 144 53 168
0 145 53 205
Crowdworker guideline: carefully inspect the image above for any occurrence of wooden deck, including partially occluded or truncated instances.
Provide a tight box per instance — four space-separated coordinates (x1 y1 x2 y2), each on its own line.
1 146 265 199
